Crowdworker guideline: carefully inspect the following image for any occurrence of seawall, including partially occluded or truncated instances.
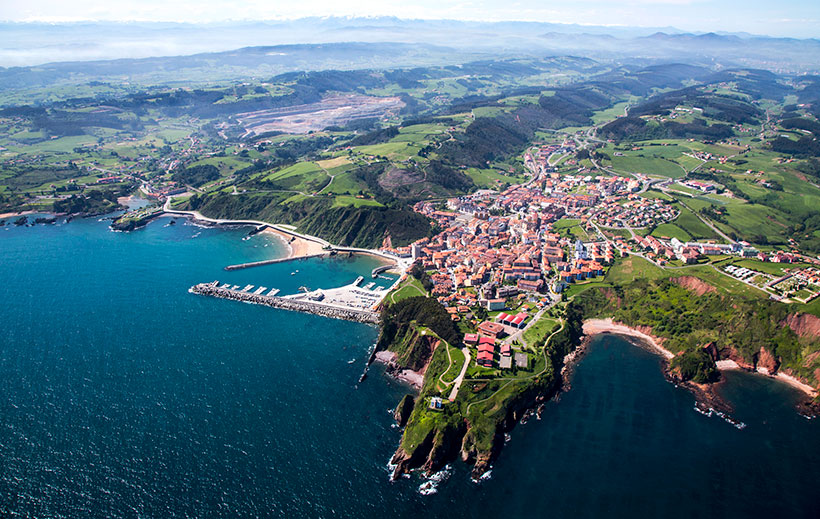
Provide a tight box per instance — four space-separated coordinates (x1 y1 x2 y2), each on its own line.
224 253 332 271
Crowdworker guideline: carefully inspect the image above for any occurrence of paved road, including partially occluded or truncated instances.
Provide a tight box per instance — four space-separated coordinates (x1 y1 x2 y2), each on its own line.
448 347 472 402
163 196 333 247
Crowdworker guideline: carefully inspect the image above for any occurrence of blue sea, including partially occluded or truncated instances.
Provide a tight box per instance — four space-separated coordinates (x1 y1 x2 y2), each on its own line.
1 215 819 518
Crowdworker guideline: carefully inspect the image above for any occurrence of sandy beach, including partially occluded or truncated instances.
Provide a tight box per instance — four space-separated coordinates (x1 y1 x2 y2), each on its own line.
715 359 740 370
262 226 326 259
0 210 35 219
775 372 818 398
373 350 423 389
582 318 674 359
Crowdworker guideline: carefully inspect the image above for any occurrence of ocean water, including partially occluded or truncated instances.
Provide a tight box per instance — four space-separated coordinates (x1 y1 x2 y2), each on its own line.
1 216 819 518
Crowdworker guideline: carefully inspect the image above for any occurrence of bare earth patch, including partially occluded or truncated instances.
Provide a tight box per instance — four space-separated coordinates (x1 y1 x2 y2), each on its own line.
784 313 820 339
378 166 423 192
672 276 717 296
237 94 405 135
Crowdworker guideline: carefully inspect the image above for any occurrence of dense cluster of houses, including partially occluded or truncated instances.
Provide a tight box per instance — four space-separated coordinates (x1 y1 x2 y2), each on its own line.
594 195 678 228
408 182 625 310
383 154 818 369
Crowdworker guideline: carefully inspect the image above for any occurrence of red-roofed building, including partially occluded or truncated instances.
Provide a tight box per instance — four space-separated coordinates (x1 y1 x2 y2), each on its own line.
479 336 495 346
477 321 505 338
464 333 479 345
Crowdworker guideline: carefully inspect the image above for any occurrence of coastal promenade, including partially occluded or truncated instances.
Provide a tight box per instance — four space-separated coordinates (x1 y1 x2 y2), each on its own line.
162 198 332 250
162 196 409 270
190 281 380 324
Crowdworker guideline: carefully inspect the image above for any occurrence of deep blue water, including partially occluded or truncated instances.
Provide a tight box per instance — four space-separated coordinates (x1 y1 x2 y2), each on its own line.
1 216 819 518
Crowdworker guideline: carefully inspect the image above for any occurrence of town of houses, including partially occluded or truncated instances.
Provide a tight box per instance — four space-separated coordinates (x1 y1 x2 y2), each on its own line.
377 143 820 371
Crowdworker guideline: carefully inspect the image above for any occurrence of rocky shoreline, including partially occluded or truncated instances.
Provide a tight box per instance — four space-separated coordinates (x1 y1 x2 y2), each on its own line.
583 321 820 418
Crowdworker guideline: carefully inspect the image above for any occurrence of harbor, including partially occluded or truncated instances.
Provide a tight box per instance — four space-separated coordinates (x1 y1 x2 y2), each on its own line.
189 280 389 324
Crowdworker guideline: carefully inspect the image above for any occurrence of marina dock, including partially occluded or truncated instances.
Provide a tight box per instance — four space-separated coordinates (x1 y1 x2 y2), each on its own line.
190 281 380 324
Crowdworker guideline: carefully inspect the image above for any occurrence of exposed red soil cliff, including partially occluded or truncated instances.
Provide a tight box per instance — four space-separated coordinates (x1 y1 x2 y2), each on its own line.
671 276 717 296
784 313 820 339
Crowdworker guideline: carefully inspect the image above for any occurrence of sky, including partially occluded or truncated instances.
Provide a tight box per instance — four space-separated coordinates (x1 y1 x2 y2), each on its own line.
1 0 820 38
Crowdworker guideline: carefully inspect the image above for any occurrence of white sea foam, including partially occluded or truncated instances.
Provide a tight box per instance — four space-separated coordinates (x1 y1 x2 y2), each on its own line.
471 469 493 484
418 465 452 495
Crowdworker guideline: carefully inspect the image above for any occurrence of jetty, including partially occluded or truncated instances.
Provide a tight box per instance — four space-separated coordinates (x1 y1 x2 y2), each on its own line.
225 252 332 271
190 281 380 324
371 264 393 278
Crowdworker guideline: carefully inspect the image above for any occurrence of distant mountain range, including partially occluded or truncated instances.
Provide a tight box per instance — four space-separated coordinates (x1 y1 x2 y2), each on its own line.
0 17 818 93
2 17 819 69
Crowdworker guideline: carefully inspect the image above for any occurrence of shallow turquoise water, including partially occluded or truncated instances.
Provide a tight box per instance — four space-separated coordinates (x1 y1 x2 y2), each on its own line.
1 216 818 518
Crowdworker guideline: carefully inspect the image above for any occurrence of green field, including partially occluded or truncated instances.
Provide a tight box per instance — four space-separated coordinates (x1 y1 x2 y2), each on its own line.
263 162 328 193
671 205 721 241
650 223 692 241
522 316 559 347
331 195 384 208
356 141 420 161
604 256 668 285
553 218 590 239
591 101 631 125
608 155 685 178
388 277 428 304
728 259 809 276
640 189 674 201
603 255 767 299
464 167 526 188
189 155 251 175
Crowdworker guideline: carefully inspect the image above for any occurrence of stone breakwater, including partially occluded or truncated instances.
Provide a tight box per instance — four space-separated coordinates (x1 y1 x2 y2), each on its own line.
224 253 331 271
190 281 380 324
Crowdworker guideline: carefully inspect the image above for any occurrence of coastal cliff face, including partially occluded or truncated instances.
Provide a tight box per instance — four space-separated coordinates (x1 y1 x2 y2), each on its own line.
182 192 433 249
575 278 820 400
387 325 439 372
394 395 415 427
390 381 556 481
380 296 583 480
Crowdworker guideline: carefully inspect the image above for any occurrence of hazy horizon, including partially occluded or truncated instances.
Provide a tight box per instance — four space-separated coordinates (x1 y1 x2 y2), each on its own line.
2 0 819 39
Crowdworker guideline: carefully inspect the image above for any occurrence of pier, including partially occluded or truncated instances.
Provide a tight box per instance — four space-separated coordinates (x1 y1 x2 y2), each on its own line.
371 264 393 278
224 252 332 271
190 281 380 324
